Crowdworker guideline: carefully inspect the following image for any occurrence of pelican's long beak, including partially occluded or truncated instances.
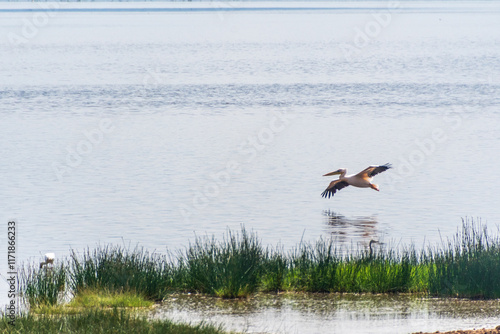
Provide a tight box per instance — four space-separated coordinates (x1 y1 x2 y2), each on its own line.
323 170 342 176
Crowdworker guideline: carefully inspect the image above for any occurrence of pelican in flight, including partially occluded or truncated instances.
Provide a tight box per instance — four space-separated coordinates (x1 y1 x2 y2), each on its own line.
321 164 392 198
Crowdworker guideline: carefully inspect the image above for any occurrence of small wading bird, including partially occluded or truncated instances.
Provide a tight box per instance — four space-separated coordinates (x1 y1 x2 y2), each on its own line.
368 240 381 258
39 252 55 269
321 164 392 198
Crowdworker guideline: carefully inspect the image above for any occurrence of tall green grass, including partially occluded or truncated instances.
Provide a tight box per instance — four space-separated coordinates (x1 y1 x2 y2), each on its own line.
260 245 288 293
285 239 418 293
19 263 66 307
179 229 264 298
69 245 175 301
18 220 500 311
428 222 500 298
286 238 341 292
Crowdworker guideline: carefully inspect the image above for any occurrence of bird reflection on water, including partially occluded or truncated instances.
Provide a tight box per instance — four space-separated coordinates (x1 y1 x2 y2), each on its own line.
322 210 381 248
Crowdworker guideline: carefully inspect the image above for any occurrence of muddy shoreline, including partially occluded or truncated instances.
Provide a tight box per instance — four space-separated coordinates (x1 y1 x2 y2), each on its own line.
414 326 500 334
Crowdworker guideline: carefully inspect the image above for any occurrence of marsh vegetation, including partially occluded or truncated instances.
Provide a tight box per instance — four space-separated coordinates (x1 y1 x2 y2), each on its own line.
18 220 500 311
5 220 497 333
0 308 225 334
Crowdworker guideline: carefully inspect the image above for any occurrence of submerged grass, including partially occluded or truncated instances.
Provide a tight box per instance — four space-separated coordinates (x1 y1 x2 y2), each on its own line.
18 220 500 313
0 308 226 334
67 289 154 309
28 290 153 315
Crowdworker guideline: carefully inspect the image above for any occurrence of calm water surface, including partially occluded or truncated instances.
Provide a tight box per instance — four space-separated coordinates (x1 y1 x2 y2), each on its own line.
154 293 500 334
1 1 500 330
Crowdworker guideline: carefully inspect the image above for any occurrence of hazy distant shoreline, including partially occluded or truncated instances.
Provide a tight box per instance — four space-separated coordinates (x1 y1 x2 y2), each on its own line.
1 0 499 13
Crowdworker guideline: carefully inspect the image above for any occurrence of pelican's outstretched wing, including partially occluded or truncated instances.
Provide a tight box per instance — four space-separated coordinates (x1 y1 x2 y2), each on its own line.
321 180 349 198
355 163 392 179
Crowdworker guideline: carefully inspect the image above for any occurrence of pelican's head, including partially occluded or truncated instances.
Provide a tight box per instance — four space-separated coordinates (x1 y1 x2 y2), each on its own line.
323 168 346 176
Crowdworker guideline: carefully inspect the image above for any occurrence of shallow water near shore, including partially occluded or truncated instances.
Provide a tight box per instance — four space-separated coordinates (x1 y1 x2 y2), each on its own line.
154 293 500 334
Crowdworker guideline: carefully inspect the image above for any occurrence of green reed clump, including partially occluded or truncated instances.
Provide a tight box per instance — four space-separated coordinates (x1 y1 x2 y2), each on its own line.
17 220 500 305
284 240 420 293
0 308 226 334
19 263 66 308
260 246 288 292
286 238 340 292
180 228 264 298
342 250 414 293
428 221 500 299
69 245 174 301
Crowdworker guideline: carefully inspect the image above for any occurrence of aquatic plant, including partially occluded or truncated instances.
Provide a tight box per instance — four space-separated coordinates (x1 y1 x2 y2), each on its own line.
284 240 419 294
17 219 500 309
67 289 154 309
0 308 226 334
286 238 340 292
19 262 66 308
68 245 174 301
180 228 264 298
260 245 288 293
428 221 500 299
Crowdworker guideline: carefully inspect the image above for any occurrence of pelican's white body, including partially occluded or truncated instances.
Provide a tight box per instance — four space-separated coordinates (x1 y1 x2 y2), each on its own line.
341 174 372 188
333 168 376 189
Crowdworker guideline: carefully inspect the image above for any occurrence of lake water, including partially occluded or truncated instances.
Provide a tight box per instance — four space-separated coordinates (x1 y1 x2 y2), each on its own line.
153 293 500 334
1 1 500 330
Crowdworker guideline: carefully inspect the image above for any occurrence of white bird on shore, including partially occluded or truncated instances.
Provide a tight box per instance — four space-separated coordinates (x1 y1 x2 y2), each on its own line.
321 164 392 198
39 253 55 269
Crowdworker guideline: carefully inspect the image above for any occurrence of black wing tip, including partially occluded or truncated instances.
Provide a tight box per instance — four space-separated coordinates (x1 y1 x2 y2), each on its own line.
322 181 350 198
367 164 392 177
321 190 334 198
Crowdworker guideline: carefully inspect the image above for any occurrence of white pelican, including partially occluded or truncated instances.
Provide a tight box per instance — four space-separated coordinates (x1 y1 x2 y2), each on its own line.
321 164 392 198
